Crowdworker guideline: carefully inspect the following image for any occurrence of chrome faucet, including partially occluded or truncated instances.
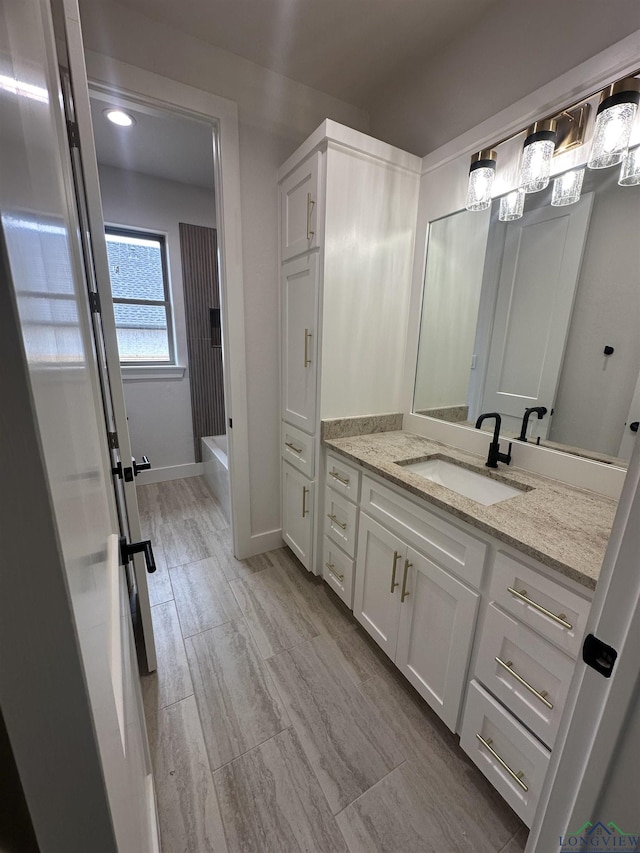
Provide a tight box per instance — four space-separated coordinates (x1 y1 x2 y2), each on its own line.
475 412 512 469
517 406 548 442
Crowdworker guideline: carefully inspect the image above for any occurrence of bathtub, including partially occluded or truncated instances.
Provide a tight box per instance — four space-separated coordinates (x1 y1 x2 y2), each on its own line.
201 435 230 524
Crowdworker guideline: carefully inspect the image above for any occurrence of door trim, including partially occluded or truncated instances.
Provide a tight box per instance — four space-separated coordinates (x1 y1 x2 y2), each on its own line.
82 51 253 558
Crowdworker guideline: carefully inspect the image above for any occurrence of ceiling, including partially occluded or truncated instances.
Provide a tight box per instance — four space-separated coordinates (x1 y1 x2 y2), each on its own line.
90 92 216 188
100 0 500 107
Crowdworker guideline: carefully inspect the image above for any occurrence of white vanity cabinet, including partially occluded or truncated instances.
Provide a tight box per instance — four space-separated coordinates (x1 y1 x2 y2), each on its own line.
282 461 314 569
321 451 361 607
279 121 421 574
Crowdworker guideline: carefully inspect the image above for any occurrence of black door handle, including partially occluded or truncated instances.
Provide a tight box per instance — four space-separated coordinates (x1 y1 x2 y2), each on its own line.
630 422 639 433
120 537 156 573
132 455 151 476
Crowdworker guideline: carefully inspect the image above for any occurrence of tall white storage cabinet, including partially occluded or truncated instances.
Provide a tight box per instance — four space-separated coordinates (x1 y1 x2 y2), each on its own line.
278 121 421 573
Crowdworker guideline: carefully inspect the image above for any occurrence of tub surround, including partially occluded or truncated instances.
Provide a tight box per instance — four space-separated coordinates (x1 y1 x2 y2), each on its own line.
324 430 616 591
320 413 403 441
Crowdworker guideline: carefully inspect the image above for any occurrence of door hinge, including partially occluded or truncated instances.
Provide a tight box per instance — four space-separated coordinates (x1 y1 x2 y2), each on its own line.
107 431 119 449
111 461 134 482
67 119 80 149
88 291 101 313
229 418 233 429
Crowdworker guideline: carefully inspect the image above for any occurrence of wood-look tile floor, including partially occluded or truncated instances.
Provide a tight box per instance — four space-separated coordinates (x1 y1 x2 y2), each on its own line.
138 476 528 853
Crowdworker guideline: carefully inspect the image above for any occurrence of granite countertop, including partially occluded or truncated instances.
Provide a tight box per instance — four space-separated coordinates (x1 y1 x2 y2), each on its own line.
324 431 618 591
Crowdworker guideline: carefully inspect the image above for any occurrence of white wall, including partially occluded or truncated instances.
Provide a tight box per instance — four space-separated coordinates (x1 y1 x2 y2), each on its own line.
550 177 640 456
98 164 216 471
368 0 640 156
79 0 368 538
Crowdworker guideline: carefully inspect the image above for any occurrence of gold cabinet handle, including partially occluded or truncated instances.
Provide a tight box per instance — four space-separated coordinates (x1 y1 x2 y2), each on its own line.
306 192 315 239
495 657 553 709
325 562 344 583
507 587 573 630
476 734 528 791
401 559 412 602
285 440 303 454
390 550 401 593
304 328 312 367
329 470 350 486
327 513 347 530
302 486 309 517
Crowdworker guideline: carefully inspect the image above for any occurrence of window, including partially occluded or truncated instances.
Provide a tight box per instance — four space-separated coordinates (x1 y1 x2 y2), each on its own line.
105 228 174 363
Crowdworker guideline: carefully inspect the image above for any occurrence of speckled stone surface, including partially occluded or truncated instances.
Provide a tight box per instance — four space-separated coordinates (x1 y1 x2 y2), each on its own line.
321 413 403 441
325 431 618 591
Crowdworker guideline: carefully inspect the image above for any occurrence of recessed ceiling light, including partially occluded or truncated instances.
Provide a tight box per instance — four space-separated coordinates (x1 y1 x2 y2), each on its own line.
104 109 135 127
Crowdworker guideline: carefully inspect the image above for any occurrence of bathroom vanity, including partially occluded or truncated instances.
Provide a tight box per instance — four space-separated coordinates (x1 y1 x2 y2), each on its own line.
320 429 614 826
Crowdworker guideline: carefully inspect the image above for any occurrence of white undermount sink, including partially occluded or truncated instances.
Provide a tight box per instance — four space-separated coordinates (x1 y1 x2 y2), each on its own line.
401 457 527 506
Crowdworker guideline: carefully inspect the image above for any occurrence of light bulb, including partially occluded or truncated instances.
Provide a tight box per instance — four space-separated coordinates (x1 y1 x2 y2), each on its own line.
619 145 640 186
588 78 640 169
466 150 497 212
519 120 557 193
551 168 585 206
105 109 135 127
499 189 525 221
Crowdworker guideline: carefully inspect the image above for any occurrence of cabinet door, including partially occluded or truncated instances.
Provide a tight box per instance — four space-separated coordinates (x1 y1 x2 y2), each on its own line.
282 461 314 570
281 152 321 260
282 253 318 433
395 547 479 731
354 513 404 658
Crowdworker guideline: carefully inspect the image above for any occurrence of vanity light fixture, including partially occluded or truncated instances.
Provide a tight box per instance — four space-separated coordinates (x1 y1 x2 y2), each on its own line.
104 108 135 127
466 149 497 211
519 120 558 193
499 189 525 221
551 168 585 206
588 78 640 169
619 145 640 186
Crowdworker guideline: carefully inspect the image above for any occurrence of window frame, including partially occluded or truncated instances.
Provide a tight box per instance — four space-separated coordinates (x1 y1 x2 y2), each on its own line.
105 225 175 366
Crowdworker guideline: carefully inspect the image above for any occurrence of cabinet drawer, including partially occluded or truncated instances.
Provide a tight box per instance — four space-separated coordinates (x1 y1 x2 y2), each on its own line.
475 604 575 749
361 475 486 589
282 422 315 478
325 451 361 501
460 680 550 828
490 551 591 658
322 536 354 608
324 487 358 557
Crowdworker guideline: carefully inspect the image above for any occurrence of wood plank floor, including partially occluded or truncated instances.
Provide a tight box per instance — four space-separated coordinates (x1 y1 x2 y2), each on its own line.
139 476 528 853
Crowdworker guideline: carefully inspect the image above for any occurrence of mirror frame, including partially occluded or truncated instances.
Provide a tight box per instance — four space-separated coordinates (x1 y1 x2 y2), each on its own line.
401 33 640 500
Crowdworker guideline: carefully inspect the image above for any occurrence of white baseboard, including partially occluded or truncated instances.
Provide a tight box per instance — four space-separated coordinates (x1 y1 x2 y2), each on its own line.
136 462 203 485
237 528 284 559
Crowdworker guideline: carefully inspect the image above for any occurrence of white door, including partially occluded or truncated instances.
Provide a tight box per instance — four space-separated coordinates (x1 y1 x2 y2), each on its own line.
528 437 640 852
282 252 318 433
395 547 479 731
354 513 405 658
0 0 158 848
281 151 321 260
60 0 156 672
282 461 314 569
482 195 593 436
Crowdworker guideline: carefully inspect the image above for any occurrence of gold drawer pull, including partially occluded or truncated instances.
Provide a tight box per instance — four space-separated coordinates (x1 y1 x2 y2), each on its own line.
304 328 312 367
327 513 347 530
507 587 573 630
401 559 412 602
390 550 401 593
330 470 350 486
495 657 553 710
325 562 344 583
476 734 529 792
302 486 309 518
306 192 315 239
285 441 303 454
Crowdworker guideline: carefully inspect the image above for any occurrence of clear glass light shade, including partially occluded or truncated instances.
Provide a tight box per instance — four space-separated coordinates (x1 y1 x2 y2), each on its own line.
551 168 585 206
519 139 555 193
588 102 638 169
619 146 640 186
466 166 495 211
499 189 525 221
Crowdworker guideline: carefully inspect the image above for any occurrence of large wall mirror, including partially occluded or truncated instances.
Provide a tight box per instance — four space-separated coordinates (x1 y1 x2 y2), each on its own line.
413 164 640 467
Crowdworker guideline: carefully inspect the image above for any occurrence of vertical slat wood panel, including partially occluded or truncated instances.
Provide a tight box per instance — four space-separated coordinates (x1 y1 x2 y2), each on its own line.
179 223 225 462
